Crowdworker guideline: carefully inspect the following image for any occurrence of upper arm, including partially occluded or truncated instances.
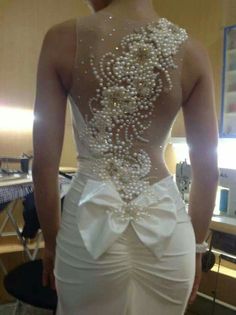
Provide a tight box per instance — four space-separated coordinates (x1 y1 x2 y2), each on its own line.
33 26 67 173
182 39 218 172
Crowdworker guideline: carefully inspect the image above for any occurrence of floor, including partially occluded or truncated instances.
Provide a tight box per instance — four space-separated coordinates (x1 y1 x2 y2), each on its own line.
0 303 52 315
1 296 236 315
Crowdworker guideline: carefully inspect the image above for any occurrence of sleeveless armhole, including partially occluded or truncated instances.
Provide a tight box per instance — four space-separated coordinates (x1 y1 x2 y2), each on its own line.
180 37 196 107
69 17 80 95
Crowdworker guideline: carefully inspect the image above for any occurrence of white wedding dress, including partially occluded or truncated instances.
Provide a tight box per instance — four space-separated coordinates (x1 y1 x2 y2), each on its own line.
54 12 196 315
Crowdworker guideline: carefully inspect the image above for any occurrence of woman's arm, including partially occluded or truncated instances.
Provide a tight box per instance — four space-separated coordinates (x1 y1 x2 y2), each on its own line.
182 39 219 244
182 39 219 304
32 26 68 286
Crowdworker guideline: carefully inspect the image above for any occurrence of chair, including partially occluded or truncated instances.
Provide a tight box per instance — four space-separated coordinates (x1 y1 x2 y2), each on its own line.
4 259 57 314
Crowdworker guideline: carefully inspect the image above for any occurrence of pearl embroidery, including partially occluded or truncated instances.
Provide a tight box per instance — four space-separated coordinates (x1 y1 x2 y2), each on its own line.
77 17 188 207
106 202 151 221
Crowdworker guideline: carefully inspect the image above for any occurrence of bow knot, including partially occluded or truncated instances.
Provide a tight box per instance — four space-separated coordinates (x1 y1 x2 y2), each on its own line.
76 177 185 259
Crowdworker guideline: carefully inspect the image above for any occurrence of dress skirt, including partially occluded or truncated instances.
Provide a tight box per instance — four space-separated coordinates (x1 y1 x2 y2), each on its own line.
54 173 196 315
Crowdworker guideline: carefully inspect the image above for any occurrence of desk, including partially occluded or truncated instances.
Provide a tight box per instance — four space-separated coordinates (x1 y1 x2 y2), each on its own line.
188 215 236 310
210 216 236 264
0 176 33 204
209 215 236 261
0 175 72 273
210 215 236 236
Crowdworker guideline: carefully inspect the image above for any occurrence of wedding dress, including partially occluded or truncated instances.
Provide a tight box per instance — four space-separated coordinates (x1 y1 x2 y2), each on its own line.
54 12 195 315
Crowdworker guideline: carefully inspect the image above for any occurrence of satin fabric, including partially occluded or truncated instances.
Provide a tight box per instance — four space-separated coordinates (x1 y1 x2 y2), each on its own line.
54 173 195 315
55 175 195 315
76 175 188 259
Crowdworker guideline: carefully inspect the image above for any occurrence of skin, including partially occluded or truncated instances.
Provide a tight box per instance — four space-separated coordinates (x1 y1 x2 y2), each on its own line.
86 0 155 15
32 0 219 306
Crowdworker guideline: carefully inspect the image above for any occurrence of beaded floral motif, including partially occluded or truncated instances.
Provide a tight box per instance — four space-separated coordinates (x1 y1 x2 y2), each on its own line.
80 18 188 203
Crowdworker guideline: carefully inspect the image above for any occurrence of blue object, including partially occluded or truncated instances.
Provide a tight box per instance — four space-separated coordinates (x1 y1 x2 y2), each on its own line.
219 189 229 213
220 23 236 138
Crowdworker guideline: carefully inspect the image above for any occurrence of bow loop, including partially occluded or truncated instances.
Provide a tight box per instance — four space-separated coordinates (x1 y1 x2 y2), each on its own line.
77 178 181 259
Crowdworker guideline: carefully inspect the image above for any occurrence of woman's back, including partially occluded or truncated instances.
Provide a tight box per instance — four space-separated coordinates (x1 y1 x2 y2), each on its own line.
32 4 218 315
55 11 189 187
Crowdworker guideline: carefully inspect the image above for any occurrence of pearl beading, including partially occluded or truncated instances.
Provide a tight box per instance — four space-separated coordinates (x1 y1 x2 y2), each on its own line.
78 17 188 204
106 201 152 221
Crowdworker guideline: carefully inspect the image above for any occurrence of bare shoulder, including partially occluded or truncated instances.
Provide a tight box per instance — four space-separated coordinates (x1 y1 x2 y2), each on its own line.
182 36 212 104
42 18 77 59
40 16 96 92
184 37 211 72
44 14 93 44
39 18 79 92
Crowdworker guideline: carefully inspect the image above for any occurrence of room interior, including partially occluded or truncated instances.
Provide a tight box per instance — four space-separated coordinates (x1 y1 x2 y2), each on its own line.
1 0 236 314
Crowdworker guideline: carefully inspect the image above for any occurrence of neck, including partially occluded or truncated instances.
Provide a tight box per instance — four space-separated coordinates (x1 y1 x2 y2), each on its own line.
90 0 157 19
107 0 153 11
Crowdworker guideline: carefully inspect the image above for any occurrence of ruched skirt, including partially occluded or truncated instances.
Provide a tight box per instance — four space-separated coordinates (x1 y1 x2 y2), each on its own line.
54 174 196 315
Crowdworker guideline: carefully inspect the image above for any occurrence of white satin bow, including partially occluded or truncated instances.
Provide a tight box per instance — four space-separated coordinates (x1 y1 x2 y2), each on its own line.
77 177 184 259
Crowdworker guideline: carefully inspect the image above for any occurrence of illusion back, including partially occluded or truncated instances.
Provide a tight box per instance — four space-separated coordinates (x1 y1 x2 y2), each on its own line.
69 12 187 184
66 12 189 259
